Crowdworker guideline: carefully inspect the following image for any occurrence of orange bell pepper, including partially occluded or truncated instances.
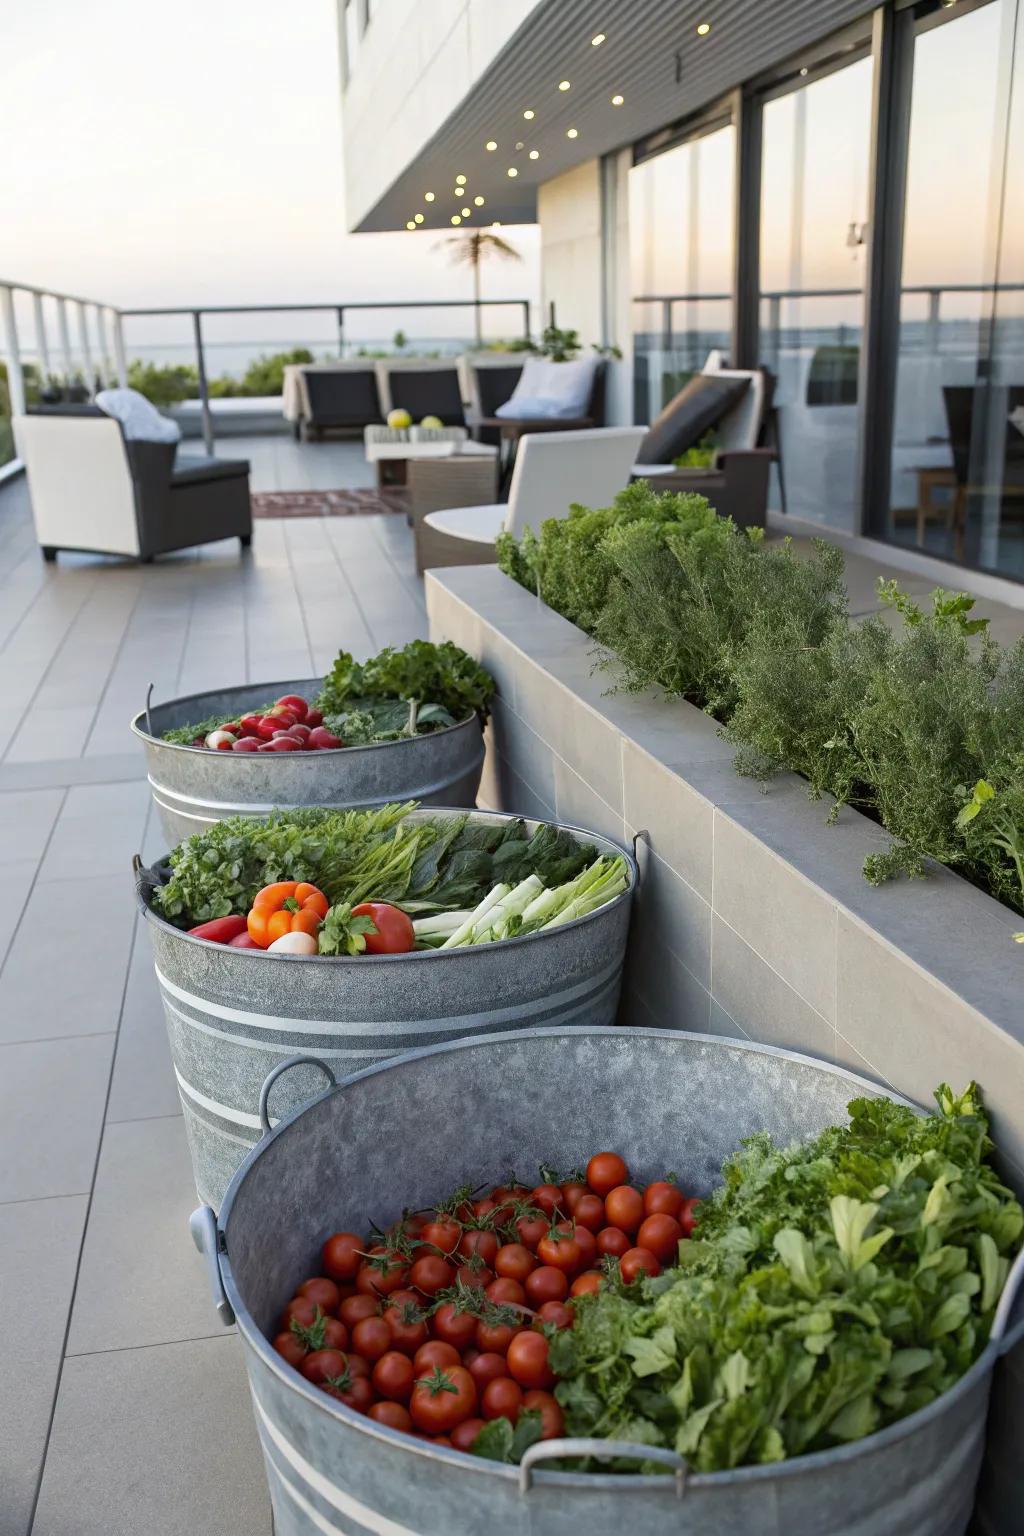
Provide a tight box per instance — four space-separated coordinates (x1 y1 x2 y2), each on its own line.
247 881 329 949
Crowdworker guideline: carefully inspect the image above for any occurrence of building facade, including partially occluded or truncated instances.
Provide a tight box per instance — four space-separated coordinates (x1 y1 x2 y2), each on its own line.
339 0 1024 587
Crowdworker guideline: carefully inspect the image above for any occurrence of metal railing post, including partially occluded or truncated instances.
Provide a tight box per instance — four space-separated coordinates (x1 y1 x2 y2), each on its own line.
96 304 112 386
31 291 51 387
111 310 128 386
926 289 941 355
56 298 74 382
192 310 215 455
521 300 531 340
767 294 782 370
0 285 27 416
661 298 673 354
76 301 94 392
336 306 345 357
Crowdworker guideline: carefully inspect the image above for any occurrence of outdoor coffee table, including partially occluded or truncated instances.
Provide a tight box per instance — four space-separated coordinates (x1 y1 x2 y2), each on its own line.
364 431 497 488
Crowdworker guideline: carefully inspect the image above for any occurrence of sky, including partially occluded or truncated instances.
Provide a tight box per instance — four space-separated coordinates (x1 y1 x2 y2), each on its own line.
0 0 540 356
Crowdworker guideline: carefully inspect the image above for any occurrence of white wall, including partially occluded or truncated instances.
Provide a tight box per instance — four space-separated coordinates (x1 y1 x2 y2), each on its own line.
340 0 541 232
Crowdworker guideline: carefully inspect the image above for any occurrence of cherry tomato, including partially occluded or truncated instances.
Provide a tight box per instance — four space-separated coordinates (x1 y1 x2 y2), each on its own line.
300 1348 349 1387
420 1219 462 1255
560 1182 587 1214
637 1213 682 1264
525 1265 569 1306
413 1340 462 1374
643 1181 684 1219
573 1193 606 1232
317 1317 349 1352
323 1372 374 1411
596 1226 631 1259
468 1351 508 1391
298 1277 340 1313
351 902 415 955
679 1197 701 1237
481 1376 524 1423
383 1298 428 1355
523 1389 564 1440
486 1276 526 1308
409 1366 477 1433
473 1197 498 1221
536 1299 573 1330
431 1302 479 1352
340 1293 380 1329
280 1296 319 1331
537 1225 582 1273
515 1212 550 1250
344 1354 371 1379
507 1330 555 1390
620 1247 661 1285
356 1248 408 1297
495 1243 536 1283
476 1317 518 1354
604 1186 645 1235
455 1257 494 1290
351 1316 393 1362
327 1228 366 1277
586 1152 628 1197
570 1224 597 1272
459 1229 499 1267
530 1184 563 1218
373 1350 415 1402
410 1254 454 1296
273 1330 307 1367
368 1400 413 1432
570 1270 602 1297
450 1416 487 1452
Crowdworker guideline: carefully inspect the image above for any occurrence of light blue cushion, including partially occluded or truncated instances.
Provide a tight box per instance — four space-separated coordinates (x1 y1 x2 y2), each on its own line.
495 356 597 420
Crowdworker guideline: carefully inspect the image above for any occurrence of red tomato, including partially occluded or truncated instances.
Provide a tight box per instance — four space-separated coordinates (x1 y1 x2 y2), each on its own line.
573 1193 606 1232
340 1294 379 1329
409 1366 477 1433
586 1152 628 1197
383 1298 428 1355
351 902 415 955
486 1276 526 1307
420 1219 462 1255
515 1212 549 1250
620 1247 661 1285
476 1317 517 1354
273 1331 307 1367
536 1300 573 1330
481 1376 524 1423
280 1296 319 1331
525 1265 569 1306
604 1186 645 1235
345 1355 371 1379
454 1262 493 1290
571 1224 597 1272
323 1373 374 1411
351 1316 393 1362
637 1213 682 1264
506 1330 555 1390
560 1182 587 1214
523 1389 565 1441
356 1249 408 1297
372 1350 415 1402
570 1271 602 1298
368 1400 412 1433
309 1316 348 1353
495 1243 536 1283
300 1348 349 1387
413 1340 461 1373
450 1416 487 1452
643 1181 684 1219
430 1303 479 1352
596 1226 631 1259
410 1254 454 1296
298 1277 341 1313
468 1351 508 1391
530 1184 563 1218
537 1228 581 1274
322 1232 363 1282
679 1197 701 1237
459 1229 499 1267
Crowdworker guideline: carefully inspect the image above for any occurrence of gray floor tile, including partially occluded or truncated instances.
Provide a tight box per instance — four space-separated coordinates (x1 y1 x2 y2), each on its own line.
0 874 135 1044
0 860 39 968
106 921 180 1125
37 780 150 881
0 787 64 862
0 1194 88 1536
0 1035 114 1202
67 1115 214 1355
31 1334 271 1536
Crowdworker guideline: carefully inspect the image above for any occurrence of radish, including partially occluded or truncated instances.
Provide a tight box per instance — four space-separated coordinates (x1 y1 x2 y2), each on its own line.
231 736 260 752
239 714 263 737
206 729 238 751
308 726 343 750
305 709 324 728
275 694 308 721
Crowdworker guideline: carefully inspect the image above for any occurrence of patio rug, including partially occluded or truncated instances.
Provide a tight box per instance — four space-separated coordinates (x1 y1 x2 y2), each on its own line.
251 488 409 518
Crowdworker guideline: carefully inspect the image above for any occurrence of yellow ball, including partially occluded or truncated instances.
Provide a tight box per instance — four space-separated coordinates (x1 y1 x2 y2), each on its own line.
387 408 412 430
419 415 444 430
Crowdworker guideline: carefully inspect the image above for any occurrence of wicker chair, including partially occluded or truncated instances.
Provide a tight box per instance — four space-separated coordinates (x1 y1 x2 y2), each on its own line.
409 455 500 574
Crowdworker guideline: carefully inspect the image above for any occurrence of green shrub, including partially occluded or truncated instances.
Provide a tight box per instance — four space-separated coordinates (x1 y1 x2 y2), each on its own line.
127 348 315 406
238 347 313 396
127 359 199 405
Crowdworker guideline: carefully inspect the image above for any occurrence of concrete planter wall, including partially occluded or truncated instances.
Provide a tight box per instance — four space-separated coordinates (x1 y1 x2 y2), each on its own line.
426 563 1024 1536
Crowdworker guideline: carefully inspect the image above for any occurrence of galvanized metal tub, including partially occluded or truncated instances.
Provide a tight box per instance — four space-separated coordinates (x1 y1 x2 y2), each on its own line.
130 677 485 847
137 810 636 1209
193 1027 1024 1536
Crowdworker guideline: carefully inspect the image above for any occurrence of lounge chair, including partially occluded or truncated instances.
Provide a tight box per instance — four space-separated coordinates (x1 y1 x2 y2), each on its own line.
300 363 383 440
376 360 466 427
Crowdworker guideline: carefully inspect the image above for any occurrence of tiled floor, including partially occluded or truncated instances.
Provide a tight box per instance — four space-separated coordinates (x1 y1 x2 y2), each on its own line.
2 441 1023 1535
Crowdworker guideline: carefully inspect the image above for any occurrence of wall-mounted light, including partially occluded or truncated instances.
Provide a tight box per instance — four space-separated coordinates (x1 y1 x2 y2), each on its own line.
523 109 535 120
558 80 571 91
611 93 624 106
414 213 424 223
799 67 808 76
461 207 471 217
591 32 606 47
485 140 497 151
424 192 435 202
406 221 415 230
528 149 539 160
474 195 485 206
566 127 579 139
451 215 462 225
696 21 711 36
456 174 467 185
507 166 518 177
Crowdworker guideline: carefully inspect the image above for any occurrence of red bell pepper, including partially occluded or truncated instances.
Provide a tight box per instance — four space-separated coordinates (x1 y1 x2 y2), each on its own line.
187 915 249 944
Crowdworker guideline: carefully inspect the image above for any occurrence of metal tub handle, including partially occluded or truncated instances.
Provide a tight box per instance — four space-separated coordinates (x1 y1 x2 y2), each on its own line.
258 1054 338 1136
518 1438 688 1498
993 1244 1024 1357
189 1205 235 1326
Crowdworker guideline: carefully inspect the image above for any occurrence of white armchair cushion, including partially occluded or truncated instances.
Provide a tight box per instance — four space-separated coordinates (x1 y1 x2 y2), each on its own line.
95 387 181 443
495 356 597 420
422 503 507 544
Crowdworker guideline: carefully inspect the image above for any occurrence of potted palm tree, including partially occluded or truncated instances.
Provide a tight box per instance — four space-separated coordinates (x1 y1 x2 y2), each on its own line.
437 229 522 347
